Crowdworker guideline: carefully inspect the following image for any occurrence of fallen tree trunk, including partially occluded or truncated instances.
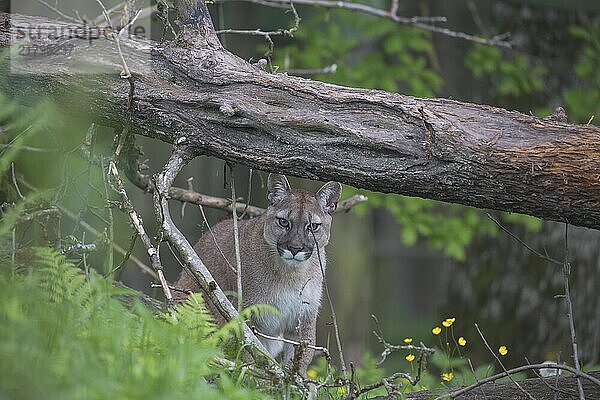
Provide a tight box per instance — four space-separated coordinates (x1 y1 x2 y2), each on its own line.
0 12 599 229
405 369 600 400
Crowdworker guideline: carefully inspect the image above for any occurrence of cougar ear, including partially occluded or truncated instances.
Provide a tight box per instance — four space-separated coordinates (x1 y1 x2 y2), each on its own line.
267 174 291 206
316 181 342 214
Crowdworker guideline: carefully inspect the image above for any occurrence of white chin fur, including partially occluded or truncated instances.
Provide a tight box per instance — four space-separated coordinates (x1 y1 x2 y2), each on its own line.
280 249 309 264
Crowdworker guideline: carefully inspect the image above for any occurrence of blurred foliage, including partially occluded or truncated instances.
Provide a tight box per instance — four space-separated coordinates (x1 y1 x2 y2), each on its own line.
348 192 542 261
465 45 547 97
275 11 442 96
563 23 600 122
0 247 272 400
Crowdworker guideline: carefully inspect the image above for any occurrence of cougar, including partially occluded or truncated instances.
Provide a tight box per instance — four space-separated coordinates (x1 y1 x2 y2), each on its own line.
173 174 342 375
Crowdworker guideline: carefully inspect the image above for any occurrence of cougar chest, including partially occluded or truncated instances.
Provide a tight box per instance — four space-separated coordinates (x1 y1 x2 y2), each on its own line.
255 272 322 336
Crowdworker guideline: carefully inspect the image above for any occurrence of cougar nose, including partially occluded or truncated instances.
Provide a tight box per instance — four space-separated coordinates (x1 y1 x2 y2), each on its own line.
288 246 303 256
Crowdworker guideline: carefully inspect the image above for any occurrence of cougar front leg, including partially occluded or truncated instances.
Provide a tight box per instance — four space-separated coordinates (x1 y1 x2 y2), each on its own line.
283 314 317 377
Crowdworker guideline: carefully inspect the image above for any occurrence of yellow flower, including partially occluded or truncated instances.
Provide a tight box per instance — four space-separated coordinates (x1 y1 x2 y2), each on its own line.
432 326 442 335
337 386 346 395
458 337 467 346
307 369 318 379
404 337 413 344
405 354 416 362
441 372 454 382
442 317 456 328
499 345 508 356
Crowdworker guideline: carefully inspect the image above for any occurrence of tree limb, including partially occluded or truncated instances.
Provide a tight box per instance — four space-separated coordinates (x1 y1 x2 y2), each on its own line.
404 364 600 400
118 136 367 216
1 12 599 230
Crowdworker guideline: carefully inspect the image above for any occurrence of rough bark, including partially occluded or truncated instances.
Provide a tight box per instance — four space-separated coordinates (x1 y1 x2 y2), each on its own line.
1 12 599 230
404 370 600 400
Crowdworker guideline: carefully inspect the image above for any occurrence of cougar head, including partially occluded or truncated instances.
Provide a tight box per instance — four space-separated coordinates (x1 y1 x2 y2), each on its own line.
263 174 342 265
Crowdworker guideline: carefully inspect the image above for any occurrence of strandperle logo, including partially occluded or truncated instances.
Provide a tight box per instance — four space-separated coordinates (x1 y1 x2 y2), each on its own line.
9 0 152 75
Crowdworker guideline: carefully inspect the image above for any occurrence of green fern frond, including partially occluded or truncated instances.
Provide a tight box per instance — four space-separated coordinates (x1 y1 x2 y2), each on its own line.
33 247 86 303
170 293 217 342
213 304 279 343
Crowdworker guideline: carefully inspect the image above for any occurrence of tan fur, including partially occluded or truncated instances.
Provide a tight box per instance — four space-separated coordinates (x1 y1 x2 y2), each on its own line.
173 174 341 375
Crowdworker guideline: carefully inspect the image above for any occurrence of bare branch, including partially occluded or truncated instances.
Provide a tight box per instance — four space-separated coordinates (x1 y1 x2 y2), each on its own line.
167 186 367 216
371 314 434 367
107 156 173 305
308 216 348 389
251 326 331 358
35 0 82 23
217 0 300 63
486 213 562 266
19 178 157 278
229 165 243 312
150 145 281 371
431 363 600 400
474 323 534 400
118 137 367 216
286 64 338 76
563 224 586 400
215 0 511 48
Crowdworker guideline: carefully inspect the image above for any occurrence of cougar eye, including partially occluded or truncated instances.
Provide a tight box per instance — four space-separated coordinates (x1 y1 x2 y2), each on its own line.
278 218 289 228
308 222 321 232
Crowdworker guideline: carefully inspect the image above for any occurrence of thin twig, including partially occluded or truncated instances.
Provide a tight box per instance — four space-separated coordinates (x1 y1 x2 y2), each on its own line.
489 214 587 399
101 157 115 277
110 230 139 275
10 162 24 199
371 314 434 366
435 363 600 400
11 227 16 266
82 231 89 276
474 323 535 400
94 0 142 78
0 144 59 153
197 204 236 274
215 0 511 48
35 0 82 23
251 326 331 358
486 213 562 265
18 178 157 278
356 370 419 397
287 64 338 76
238 168 253 219
217 0 300 64
120 147 367 216
524 356 576 398
180 176 192 218
309 216 348 389
465 358 487 398
563 224 586 400
229 165 244 312
92 1 127 25
107 158 173 305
